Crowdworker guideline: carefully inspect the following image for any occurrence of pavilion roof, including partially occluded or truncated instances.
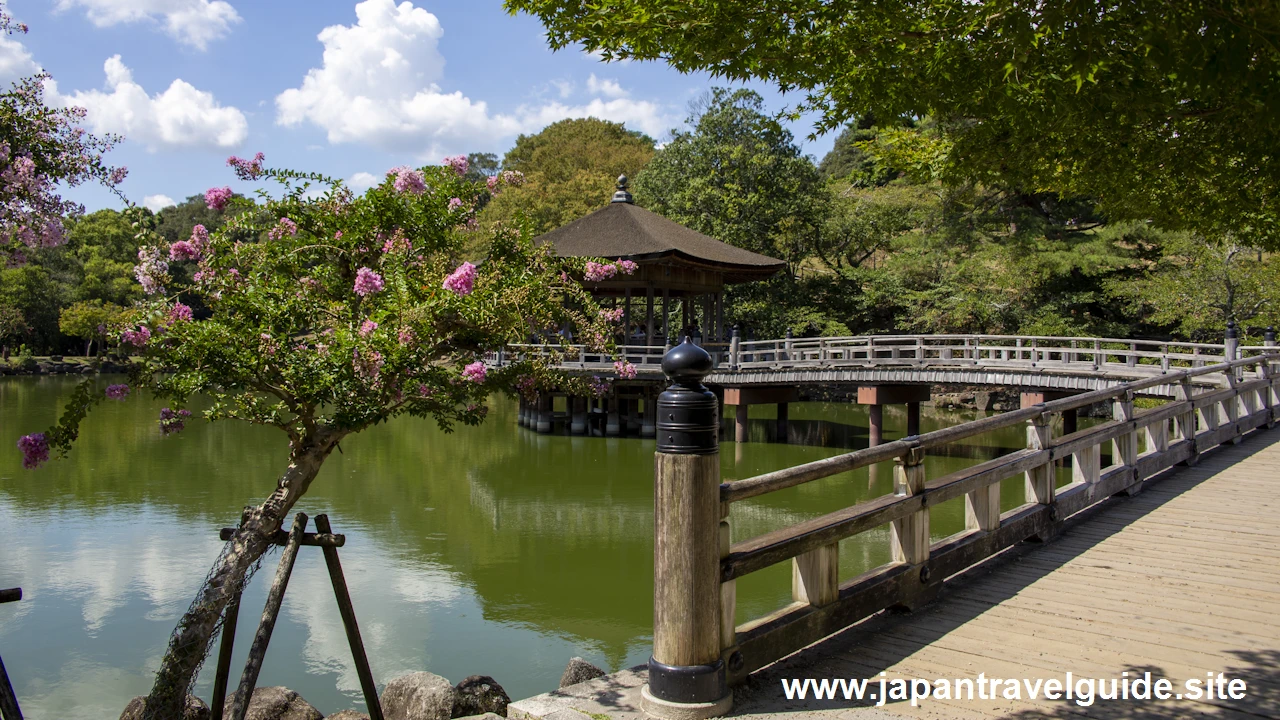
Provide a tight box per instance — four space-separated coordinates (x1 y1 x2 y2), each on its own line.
534 178 785 284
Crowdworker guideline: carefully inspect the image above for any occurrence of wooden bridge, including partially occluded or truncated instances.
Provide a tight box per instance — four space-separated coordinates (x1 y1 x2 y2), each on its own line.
509 346 1280 720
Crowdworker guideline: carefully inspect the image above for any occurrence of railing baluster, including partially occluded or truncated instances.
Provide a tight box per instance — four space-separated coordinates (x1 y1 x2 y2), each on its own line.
1113 391 1139 492
1025 411 1054 505
890 448 928 566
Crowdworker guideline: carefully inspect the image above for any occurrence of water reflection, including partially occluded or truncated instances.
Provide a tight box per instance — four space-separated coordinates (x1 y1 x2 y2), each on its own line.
0 377 1043 718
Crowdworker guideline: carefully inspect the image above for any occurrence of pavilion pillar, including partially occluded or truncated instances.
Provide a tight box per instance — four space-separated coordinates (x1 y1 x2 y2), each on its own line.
703 294 713 344
646 285 656 347
641 389 657 438
624 288 633 351
663 288 672 348
717 292 725 343
536 394 553 434
682 297 690 340
606 395 621 437
776 402 789 443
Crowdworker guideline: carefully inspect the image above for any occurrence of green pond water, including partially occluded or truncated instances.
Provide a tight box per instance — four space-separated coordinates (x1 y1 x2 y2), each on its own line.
0 376 1072 718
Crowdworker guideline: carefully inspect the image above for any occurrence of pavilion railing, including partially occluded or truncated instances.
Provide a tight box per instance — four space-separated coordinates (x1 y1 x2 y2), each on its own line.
697 353 1279 685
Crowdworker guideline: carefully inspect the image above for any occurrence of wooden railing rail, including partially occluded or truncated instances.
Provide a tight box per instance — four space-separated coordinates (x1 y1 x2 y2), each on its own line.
711 352 1279 685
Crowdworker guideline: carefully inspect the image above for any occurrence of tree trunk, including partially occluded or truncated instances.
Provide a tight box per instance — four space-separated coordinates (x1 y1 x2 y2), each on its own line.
141 430 343 719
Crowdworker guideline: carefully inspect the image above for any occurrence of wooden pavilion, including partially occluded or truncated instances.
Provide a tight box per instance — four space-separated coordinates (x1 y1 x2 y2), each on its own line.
535 176 784 349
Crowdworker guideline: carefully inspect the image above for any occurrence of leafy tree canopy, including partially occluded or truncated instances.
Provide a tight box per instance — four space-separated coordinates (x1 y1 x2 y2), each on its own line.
507 0 1280 245
480 117 656 234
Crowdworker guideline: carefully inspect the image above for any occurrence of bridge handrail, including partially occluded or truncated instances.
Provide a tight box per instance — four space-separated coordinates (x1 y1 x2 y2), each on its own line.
735 333 1228 351
712 351 1280 683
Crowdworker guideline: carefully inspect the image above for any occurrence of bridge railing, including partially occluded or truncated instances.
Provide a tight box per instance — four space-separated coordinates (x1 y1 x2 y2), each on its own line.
702 352 1278 685
732 334 1230 376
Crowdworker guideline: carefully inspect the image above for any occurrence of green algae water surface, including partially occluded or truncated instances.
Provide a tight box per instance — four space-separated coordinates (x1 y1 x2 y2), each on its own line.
0 376 1044 718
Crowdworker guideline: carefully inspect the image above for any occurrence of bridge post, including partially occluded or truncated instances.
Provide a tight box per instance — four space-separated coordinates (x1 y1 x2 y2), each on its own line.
645 339 731 719
891 446 931 607
536 394 553 434
1113 390 1140 494
570 396 587 435
729 325 740 369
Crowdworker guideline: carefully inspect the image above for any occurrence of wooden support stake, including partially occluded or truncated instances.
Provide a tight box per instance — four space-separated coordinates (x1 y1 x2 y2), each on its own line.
229 513 308 720
208 585 242 720
0 655 21 720
891 448 928 565
315 515 384 720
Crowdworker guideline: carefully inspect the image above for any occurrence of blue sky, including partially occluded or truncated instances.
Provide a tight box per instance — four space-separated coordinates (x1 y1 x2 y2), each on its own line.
2 0 837 213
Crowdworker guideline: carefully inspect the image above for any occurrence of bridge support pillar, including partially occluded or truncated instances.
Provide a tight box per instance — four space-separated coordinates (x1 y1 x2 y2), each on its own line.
641 391 657 438
723 386 799 445
1021 390 1079 436
858 385 931 446
570 396 587 435
627 397 643 435
606 397 621 437
517 397 527 428
536 394 553 434
646 339 732 720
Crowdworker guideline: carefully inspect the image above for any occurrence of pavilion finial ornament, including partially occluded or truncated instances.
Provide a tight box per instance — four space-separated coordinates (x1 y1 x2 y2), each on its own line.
611 174 634 204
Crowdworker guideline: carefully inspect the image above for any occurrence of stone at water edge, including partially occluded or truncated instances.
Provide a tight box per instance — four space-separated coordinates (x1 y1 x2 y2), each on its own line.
454 714 504 720
221 686 323 720
452 675 510 718
120 694 211 720
382 671 458 720
327 711 371 720
558 657 606 688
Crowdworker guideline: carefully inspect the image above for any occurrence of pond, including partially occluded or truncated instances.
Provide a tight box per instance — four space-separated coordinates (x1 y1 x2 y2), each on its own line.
0 376 1063 718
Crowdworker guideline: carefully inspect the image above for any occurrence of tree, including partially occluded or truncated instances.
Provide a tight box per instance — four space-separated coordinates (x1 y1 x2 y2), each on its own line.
480 118 656 234
16 156 629 717
1108 234 1280 341
58 299 123 356
506 0 1280 245
0 5 125 266
64 209 145 307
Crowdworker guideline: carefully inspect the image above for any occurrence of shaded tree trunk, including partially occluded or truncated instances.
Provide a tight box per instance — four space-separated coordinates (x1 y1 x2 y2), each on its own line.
141 430 343 719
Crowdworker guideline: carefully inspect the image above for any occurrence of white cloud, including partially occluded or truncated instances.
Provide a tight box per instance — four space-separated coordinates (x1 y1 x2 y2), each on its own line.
55 0 241 51
143 194 176 211
276 0 671 157
348 171 380 192
586 73 627 99
0 34 39 83
48 55 248 151
550 79 574 99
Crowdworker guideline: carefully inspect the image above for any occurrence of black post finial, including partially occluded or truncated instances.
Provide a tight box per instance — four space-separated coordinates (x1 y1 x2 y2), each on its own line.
732 324 740 339
1266 326 1276 343
1226 320 1238 339
785 328 793 339
611 174 634 204
657 338 718 454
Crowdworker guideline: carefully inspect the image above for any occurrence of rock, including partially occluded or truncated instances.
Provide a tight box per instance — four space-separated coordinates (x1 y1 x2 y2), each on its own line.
120 694 211 720
452 675 510 718
327 712 370 720
381 672 457 720
222 686 322 720
558 657 606 688
454 714 504 720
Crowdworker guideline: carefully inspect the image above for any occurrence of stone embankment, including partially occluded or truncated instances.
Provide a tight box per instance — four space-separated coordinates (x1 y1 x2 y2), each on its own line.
0 356 131 375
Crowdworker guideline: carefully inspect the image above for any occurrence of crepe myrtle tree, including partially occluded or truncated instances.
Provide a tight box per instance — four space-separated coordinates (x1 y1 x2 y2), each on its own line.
15 153 640 714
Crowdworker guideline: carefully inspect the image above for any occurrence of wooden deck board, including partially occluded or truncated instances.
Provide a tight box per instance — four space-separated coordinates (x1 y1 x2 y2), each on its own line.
728 430 1280 719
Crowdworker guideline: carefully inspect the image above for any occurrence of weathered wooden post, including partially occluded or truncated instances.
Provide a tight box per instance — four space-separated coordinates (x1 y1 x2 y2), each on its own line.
644 338 731 719
729 325 740 369
0 587 23 720
571 396 588 435
536 394 553 434
782 328 793 362
1113 390 1140 493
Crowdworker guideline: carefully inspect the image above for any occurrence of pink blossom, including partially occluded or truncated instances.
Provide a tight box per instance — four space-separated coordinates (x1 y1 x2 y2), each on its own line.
354 348 384 381
618 259 638 274
227 152 265 181
17 432 49 469
398 327 415 345
390 166 427 195
205 186 233 211
501 170 525 187
169 240 199 261
169 303 193 322
584 261 617 283
515 376 536 395
588 376 612 398
614 360 638 379
108 166 128 185
190 224 210 251
259 333 278 356
417 384 434 397
121 326 151 347
268 217 298 241
134 246 168 295
448 197 464 211
105 384 130 400
159 407 192 435
353 267 384 296
382 233 411 254
487 175 500 194
359 319 378 337
462 361 487 384
443 261 477 296
300 277 321 291
442 155 469 176
334 231 343 240
600 307 625 323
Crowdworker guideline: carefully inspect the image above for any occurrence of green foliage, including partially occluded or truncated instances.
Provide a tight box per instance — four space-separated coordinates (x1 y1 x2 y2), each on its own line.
480 118 656 234
58 299 123 355
506 0 1280 246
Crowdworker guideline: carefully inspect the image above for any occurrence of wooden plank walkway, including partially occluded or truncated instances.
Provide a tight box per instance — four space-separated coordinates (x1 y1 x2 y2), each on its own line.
727 429 1280 720
510 429 1279 720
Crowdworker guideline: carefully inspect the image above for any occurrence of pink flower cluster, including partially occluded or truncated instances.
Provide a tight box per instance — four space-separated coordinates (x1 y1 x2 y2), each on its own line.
17 432 49 469
462 361 487 384
205 186 233 211
614 360 638 380
486 170 526 196
354 348 384 382
584 261 616 283
390 166 427 195
227 152 265 181
121 326 151 347
354 267 384 296
359 319 378 337
267 217 298 241
599 307 625 323
382 232 411 254
515 375 535 395
618 259 638 274
442 155 469 176
398 327 415 345
105 384 130 400
169 303 193 323
169 240 199 261
108 166 129 186
159 408 192 435
448 197 464 212
134 246 168 295
588 376 612 398
443 261 476 296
